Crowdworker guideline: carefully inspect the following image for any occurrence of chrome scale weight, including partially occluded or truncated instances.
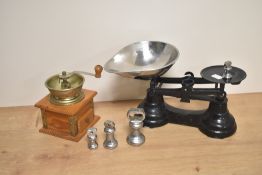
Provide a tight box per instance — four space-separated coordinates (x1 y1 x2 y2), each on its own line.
103 120 118 149
104 41 247 139
87 128 98 150
127 108 145 146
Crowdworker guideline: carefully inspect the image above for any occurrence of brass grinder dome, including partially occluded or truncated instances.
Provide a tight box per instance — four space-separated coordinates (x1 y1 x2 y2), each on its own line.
45 71 85 105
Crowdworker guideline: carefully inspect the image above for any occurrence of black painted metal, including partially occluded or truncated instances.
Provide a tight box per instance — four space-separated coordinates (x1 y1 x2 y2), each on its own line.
138 72 244 139
201 65 246 84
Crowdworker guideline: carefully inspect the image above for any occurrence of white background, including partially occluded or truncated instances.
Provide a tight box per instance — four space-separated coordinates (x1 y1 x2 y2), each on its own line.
1 0 262 107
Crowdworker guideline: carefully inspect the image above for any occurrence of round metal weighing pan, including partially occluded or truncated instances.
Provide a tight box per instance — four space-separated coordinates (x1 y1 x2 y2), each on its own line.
104 41 179 79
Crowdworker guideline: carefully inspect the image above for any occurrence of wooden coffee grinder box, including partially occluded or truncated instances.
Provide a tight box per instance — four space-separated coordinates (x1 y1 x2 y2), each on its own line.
35 65 102 142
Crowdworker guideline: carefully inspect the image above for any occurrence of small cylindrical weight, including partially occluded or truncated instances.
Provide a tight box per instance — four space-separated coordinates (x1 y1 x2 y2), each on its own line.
223 61 233 79
87 127 98 150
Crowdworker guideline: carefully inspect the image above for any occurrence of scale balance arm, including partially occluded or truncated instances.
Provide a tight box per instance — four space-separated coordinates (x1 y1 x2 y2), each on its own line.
151 72 225 103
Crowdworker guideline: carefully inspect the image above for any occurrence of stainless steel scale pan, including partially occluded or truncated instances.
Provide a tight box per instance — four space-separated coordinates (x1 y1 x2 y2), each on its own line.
104 41 179 78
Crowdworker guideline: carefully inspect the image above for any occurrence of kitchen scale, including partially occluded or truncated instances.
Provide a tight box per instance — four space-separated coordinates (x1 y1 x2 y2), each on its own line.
104 41 246 138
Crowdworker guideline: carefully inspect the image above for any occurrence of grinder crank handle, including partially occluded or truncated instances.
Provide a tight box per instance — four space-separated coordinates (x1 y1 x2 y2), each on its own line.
73 65 103 78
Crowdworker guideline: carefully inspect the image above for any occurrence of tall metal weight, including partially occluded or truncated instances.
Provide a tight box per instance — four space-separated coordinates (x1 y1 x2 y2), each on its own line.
103 120 118 149
127 108 145 146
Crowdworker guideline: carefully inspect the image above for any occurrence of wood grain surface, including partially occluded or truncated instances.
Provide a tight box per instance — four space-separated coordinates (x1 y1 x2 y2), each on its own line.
0 93 262 175
35 89 96 116
35 89 99 141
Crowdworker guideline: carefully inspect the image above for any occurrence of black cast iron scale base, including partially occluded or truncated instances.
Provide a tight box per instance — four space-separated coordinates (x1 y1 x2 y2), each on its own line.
137 68 246 139
103 41 247 139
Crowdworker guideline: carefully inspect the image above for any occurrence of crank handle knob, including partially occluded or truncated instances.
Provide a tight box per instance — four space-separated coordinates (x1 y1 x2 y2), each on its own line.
95 65 103 78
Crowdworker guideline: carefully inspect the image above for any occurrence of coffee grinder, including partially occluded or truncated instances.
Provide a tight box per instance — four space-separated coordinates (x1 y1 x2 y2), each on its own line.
35 65 103 141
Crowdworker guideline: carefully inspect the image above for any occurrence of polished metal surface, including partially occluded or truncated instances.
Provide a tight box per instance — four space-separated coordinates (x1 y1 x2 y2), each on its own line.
45 65 102 105
222 61 233 79
45 71 85 105
104 41 179 78
87 128 98 150
126 108 145 146
74 65 103 78
103 120 118 149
